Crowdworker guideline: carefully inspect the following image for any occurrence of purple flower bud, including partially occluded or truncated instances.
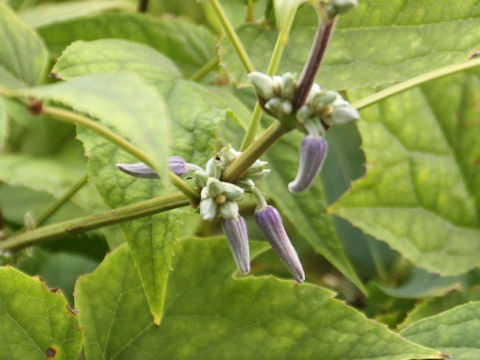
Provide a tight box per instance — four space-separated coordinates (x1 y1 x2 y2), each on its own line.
222 216 250 274
116 162 159 178
255 206 305 283
168 156 188 177
288 136 328 193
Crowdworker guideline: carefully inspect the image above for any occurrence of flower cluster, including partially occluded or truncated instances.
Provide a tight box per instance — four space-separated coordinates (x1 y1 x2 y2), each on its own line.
116 147 305 283
249 73 359 193
248 72 296 121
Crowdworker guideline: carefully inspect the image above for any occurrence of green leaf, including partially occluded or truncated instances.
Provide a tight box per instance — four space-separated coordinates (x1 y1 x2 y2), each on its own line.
0 153 83 195
77 127 179 325
38 12 216 77
0 3 48 87
331 70 480 276
0 266 82 359
52 39 181 96
221 1 480 89
76 238 440 360
265 132 365 293
18 0 133 28
14 73 170 177
399 290 480 330
401 302 480 359
373 268 464 299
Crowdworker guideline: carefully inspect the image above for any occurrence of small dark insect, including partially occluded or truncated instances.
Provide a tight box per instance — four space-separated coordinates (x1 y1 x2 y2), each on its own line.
468 50 480 60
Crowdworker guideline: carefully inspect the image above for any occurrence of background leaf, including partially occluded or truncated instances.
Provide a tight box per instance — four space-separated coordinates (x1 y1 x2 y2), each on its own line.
221 1 480 89
0 2 48 87
331 70 480 276
0 266 82 360
37 12 216 76
402 302 480 359
18 0 133 28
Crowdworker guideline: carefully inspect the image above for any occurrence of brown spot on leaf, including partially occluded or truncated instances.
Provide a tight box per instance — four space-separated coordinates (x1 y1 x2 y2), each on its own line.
46 346 58 359
66 304 79 316
474 159 480 166
440 354 452 359
49 288 61 293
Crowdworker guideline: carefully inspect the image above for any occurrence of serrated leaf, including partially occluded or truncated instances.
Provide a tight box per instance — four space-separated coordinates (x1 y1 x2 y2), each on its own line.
331 70 480 276
38 12 216 77
0 3 48 87
77 127 179 325
399 290 480 330
402 302 480 359
76 237 440 360
14 73 170 177
221 1 480 89
265 132 365 292
0 266 82 359
18 0 133 28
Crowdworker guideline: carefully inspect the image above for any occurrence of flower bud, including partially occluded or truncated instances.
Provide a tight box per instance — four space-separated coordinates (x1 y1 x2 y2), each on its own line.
116 162 159 178
288 136 328 193
280 72 295 99
325 106 360 125
219 201 239 219
255 206 305 283
265 97 284 119
205 158 221 178
222 182 244 201
199 198 217 221
207 178 224 198
327 0 358 18
168 156 188 177
222 216 250 274
248 71 275 99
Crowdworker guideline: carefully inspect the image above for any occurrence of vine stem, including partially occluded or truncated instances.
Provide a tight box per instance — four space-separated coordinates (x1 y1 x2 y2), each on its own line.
40 105 199 202
292 16 337 110
189 56 219 82
208 0 255 73
240 5 298 150
352 57 480 110
36 173 88 227
0 193 190 252
223 122 288 182
0 90 201 202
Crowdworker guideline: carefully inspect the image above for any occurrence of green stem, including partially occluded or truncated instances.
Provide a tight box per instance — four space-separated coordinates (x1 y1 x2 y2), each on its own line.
36 173 88 227
353 57 480 110
240 6 297 150
246 0 255 22
366 237 388 284
39 105 200 202
1 193 190 252
223 122 287 182
137 0 148 12
209 0 255 73
189 56 219 82
240 103 263 151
